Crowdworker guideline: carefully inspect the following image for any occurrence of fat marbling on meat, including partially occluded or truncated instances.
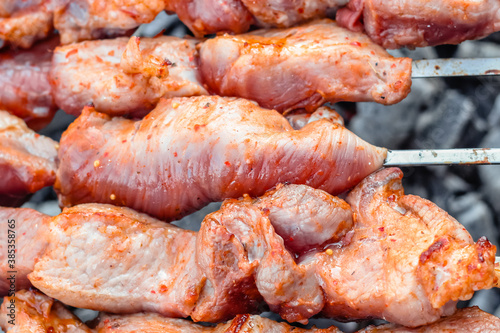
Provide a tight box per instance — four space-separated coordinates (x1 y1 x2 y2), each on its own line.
56 95 386 221
50 36 207 117
199 20 412 113
0 111 58 206
337 0 500 49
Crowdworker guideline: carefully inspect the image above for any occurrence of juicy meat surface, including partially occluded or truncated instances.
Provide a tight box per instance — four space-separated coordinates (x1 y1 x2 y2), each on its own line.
56 96 386 221
360 307 500 332
53 0 165 44
51 36 207 117
28 184 351 322
97 313 340 332
164 0 254 37
241 0 347 28
337 0 500 49
0 0 54 49
0 207 50 294
0 37 57 130
315 167 497 326
0 289 94 332
199 20 412 112
0 111 58 206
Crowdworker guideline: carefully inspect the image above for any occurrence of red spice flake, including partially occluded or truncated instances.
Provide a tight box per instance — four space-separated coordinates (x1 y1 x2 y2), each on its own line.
159 284 168 293
387 194 396 202
108 50 115 56
121 139 127 143
173 152 178 157
350 41 361 47
298 7 304 13
65 49 78 58
378 227 384 232
225 161 231 166
95 56 103 63
391 64 396 68
151 290 156 294
420 238 449 263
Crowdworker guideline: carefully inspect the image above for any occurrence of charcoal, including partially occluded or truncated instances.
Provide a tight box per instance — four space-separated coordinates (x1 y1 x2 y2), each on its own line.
478 129 500 215
414 90 475 149
446 192 498 246
172 202 222 231
468 289 500 315
349 79 443 149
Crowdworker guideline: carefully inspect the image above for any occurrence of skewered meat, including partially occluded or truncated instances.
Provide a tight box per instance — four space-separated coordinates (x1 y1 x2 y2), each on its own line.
53 0 165 45
199 20 412 112
55 96 386 221
0 37 57 129
285 106 344 130
337 0 500 49
0 111 58 206
359 306 500 332
51 20 411 117
164 0 254 37
0 289 94 332
4 170 494 325
0 0 54 49
28 183 351 322
51 36 207 117
316 167 497 326
0 207 49 294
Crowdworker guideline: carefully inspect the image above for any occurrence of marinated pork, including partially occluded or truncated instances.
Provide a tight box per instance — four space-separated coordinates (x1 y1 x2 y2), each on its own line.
0 37 57 129
200 20 412 112
0 111 58 206
56 96 386 220
0 0 54 49
53 0 165 45
0 289 94 332
316 167 497 326
0 171 493 326
337 0 500 49
51 36 207 117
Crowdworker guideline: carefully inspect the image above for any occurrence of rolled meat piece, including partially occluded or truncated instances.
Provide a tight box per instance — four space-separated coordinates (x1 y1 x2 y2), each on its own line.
337 0 500 49
0 37 58 130
27 184 351 322
51 36 207 117
55 96 386 221
0 111 58 206
316 167 497 326
0 0 55 49
199 20 412 113
53 0 165 45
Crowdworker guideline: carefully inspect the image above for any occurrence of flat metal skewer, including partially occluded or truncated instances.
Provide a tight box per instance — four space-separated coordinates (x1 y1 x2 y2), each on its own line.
412 58 500 78
384 148 500 166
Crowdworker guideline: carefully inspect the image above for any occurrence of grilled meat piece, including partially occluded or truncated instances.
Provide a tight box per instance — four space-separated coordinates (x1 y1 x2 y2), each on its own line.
53 0 165 45
98 313 340 332
285 106 344 130
56 96 386 221
0 111 58 206
337 0 500 49
199 20 412 112
0 0 54 49
51 36 206 117
0 207 50 294
28 184 351 322
0 37 57 130
359 307 500 332
316 167 497 326
0 289 94 332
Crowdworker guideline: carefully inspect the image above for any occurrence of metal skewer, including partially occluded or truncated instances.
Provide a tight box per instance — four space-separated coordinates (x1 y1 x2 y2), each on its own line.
384 148 500 166
412 58 500 78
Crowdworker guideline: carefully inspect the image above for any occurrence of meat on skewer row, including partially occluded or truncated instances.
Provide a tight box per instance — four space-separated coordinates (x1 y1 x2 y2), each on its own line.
51 35 207 118
5 291 499 332
0 111 58 207
56 95 386 221
0 0 54 49
2 169 497 326
0 37 58 129
337 0 500 49
51 20 411 117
